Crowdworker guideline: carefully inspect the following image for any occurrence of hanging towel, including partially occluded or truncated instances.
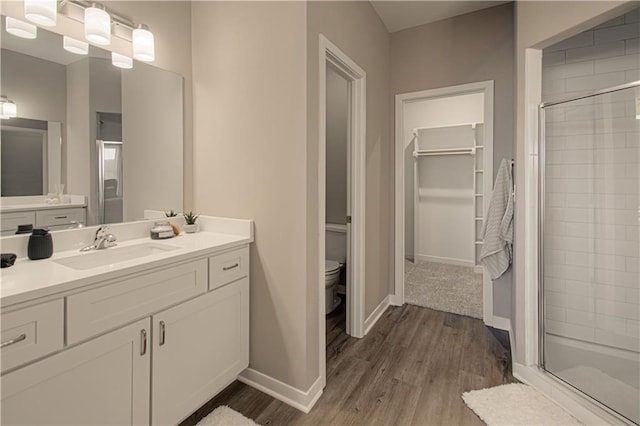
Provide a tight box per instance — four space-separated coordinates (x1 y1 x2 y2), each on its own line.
480 158 513 280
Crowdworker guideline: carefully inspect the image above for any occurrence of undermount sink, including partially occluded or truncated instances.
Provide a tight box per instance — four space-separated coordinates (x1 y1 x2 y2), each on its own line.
55 242 179 270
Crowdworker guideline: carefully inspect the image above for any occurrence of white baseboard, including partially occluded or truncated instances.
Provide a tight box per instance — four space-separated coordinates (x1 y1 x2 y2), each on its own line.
491 315 511 331
389 294 403 306
415 254 474 267
513 363 628 426
238 368 323 413
364 295 390 335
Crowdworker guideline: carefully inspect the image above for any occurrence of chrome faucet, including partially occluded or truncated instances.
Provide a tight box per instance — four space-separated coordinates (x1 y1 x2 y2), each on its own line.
81 225 117 251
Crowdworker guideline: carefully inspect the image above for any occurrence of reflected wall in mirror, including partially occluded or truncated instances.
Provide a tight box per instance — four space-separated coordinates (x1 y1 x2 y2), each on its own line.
0 17 183 229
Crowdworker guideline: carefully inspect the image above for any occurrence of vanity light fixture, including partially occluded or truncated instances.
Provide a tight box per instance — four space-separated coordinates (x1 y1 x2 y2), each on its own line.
5 17 37 39
24 0 57 27
132 24 155 62
1 97 18 119
112 52 133 69
63 36 89 55
84 3 111 45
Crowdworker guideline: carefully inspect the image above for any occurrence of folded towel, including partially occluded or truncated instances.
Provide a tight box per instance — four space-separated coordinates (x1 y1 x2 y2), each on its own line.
480 159 513 279
1 253 17 268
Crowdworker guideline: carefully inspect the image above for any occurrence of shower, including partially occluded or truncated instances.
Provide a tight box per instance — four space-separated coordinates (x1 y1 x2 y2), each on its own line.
539 81 640 424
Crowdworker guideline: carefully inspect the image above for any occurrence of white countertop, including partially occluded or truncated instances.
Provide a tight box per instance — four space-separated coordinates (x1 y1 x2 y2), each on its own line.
1 231 251 308
1 202 87 212
1 195 87 213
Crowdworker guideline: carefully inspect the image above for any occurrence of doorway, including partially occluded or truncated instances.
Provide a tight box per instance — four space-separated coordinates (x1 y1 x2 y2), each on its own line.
318 35 366 389
394 81 496 327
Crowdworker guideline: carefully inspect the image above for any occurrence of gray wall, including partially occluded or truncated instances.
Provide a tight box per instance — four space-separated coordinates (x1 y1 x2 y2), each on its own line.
191 1 311 391
307 0 393 338
390 3 515 319
325 66 348 225
0 49 66 123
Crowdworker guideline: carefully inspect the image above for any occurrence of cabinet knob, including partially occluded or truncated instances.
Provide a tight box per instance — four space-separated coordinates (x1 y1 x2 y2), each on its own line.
140 329 147 356
0 333 26 349
159 321 166 346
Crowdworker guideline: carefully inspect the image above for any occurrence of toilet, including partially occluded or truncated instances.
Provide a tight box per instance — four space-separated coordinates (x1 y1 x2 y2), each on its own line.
325 223 347 315
324 260 342 315
325 260 342 314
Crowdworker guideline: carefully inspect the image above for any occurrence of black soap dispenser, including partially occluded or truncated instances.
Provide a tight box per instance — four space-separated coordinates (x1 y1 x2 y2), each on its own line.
28 228 53 260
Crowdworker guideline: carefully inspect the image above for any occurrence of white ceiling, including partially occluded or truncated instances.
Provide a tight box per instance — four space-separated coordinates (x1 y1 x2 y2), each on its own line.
370 1 510 33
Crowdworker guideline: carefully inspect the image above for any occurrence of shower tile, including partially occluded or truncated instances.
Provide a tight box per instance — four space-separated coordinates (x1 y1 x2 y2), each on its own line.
595 329 639 351
625 257 639 273
546 319 596 342
625 226 639 242
566 308 597 326
625 287 640 303
565 71 626 92
545 277 566 292
565 41 625 63
595 268 639 287
546 305 567 321
595 299 640 320
595 284 628 301
594 53 640 73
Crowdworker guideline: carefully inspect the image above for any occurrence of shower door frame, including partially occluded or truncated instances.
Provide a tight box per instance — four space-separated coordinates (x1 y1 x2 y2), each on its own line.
537 80 640 422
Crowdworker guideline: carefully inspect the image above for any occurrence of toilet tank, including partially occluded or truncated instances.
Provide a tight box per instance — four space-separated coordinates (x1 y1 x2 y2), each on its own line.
326 223 347 263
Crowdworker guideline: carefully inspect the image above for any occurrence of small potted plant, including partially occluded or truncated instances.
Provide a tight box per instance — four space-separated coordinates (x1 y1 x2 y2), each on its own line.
164 210 178 218
183 211 199 233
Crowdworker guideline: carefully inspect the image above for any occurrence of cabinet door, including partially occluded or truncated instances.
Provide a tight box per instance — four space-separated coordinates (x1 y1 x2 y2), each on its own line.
152 278 249 425
1 318 151 426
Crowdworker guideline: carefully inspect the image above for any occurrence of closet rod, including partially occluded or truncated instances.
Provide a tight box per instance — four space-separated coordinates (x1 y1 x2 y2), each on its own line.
413 147 476 158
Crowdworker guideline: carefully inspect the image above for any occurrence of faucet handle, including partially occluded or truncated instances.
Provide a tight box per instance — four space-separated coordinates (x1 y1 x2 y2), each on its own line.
95 225 111 240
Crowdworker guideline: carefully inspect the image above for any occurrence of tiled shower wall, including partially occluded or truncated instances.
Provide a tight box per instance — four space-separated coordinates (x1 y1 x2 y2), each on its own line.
542 8 640 353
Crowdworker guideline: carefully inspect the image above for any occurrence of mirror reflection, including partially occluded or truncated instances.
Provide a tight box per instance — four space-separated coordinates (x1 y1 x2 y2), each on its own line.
0 17 183 235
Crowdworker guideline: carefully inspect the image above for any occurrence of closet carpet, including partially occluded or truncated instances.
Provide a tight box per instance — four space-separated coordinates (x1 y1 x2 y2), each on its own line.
405 260 483 319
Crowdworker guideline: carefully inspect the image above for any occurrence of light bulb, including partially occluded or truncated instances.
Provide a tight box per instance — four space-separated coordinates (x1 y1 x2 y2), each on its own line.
2 101 17 119
5 17 37 39
85 5 111 45
112 52 133 69
63 36 89 55
24 0 57 27
132 25 155 62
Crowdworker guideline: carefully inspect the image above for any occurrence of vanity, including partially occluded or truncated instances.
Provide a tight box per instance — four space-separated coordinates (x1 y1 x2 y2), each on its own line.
0 195 87 236
0 216 253 425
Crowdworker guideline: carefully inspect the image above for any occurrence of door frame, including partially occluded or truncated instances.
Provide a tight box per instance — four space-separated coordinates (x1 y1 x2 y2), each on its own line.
318 34 366 386
392 80 496 327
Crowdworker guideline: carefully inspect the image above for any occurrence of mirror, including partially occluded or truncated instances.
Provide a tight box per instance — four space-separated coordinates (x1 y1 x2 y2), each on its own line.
0 17 183 230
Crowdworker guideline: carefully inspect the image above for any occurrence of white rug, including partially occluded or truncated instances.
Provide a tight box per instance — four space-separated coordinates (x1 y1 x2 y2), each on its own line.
462 383 582 425
196 406 259 426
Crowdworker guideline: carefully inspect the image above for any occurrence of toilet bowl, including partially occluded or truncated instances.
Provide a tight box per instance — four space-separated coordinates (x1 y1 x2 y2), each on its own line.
325 260 342 314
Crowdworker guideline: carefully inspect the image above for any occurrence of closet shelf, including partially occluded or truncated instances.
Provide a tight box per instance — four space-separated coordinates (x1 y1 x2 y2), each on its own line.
475 241 484 245
474 217 483 221
474 194 483 197
475 170 484 173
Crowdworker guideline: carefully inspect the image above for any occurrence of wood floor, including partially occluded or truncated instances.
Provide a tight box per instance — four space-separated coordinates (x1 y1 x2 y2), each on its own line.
181 303 516 426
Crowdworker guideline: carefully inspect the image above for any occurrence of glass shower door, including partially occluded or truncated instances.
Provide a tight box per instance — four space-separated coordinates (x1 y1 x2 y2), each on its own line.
540 83 639 424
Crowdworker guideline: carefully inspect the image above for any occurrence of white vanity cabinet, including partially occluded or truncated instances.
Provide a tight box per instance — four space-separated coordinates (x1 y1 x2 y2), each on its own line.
152 277 249 425
0 244 251 426
0 206 86 236
1 318 151 426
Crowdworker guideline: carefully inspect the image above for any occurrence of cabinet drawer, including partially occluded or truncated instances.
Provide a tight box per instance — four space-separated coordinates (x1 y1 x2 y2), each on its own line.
0 211 36 233
209 246 249 290
67 259 208 345
1 299 64 373
36 207 85 228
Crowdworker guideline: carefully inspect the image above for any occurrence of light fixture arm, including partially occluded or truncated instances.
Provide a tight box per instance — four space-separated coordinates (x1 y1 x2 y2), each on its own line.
58 0 145 41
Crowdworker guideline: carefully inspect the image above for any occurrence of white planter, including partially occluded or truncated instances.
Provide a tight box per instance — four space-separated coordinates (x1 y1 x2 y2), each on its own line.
183 224 198 233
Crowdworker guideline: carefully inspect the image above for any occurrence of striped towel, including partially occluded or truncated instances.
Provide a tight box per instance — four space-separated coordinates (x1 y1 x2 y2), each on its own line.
480 158 513 279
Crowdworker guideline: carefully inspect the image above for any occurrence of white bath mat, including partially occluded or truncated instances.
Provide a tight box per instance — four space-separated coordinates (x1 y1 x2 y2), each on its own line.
196 406 259 426
462 383 582 425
